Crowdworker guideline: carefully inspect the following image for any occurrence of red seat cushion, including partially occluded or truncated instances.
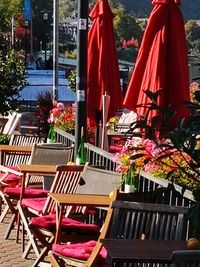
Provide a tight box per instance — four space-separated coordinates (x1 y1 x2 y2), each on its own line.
21 198 46 213
0 166 20 187
52 240 107 261
31 214 100 233
3 187 48 198
109 145 123 153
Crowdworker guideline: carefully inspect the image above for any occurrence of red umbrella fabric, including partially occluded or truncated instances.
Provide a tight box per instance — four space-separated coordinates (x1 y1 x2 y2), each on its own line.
123 0 190 125
87 0 123 126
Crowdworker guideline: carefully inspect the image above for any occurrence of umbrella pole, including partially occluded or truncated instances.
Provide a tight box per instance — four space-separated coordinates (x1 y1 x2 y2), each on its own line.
101 92 110 151
75 0 88 160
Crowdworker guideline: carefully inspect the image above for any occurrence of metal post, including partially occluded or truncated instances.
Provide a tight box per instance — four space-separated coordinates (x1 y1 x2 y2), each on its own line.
30 3 33 56
24 20 29 67
74 0 88 158
43 11 49 66
11 17 15 49
53 0 59 101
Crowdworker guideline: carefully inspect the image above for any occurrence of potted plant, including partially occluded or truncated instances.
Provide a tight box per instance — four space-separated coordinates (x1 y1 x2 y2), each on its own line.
0 134 10 144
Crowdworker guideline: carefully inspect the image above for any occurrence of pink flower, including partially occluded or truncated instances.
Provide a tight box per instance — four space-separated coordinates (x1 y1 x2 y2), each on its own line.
56 102 64 108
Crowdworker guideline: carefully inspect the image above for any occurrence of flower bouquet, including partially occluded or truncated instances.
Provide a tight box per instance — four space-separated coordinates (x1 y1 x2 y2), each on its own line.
106 116 119 132
48 102 75 134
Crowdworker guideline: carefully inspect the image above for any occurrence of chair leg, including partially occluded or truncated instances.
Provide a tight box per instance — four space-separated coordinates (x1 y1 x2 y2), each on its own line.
32 236 54 267
16 212 21 243
21 220 25 253
0 204 9 222
0 195 3 215
17 204 40 258
48 252 65 267
4 213 17 239
2 196 18 239
22 240 34 259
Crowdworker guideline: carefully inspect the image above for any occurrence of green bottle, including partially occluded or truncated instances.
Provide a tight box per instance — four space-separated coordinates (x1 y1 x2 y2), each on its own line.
47 124 56 143
125 164 138 192
76 127 86 165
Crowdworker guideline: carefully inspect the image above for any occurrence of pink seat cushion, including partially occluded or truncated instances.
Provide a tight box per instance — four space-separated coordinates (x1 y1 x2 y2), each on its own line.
0 166 20 186
21 198 46 213
31 214 100 233
52 240 107 261
109 145 123 153
3 187 48 198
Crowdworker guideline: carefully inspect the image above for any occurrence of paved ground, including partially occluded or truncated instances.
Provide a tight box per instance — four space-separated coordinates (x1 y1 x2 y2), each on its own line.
0 210 51 267
0 215 35 266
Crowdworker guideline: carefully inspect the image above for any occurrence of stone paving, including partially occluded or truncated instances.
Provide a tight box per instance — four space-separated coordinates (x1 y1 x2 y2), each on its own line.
0 213 37 267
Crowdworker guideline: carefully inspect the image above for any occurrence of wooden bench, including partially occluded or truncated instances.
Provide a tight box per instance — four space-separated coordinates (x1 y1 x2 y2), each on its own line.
49 190 190 267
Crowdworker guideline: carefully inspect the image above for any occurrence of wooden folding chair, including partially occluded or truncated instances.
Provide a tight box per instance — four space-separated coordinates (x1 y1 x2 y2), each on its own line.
3 112 22 135
17 165 84 259
25 143 73 188
28 164 122 266
49 194 190 267
2 133 41 167
29 170 188 266
0 143 73 239
9 132 41 147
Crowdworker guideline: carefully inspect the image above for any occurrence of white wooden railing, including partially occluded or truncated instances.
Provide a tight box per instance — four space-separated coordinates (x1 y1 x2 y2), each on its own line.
55 128 196 207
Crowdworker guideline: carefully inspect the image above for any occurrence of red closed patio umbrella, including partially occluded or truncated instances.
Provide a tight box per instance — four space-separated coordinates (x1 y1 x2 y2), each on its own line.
87 0 123 126
123 0 190 126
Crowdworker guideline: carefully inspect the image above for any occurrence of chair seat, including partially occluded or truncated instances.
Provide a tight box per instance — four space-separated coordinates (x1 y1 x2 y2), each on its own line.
3 187 48 198
52 240 107 261
1 166 20 186
31 214 100 233
21 197 47 213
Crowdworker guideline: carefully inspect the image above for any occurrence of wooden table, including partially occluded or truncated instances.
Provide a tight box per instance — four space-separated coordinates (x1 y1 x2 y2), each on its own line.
49 193 111 243
0 145 32 165
102 239 187 266
17 164 57 202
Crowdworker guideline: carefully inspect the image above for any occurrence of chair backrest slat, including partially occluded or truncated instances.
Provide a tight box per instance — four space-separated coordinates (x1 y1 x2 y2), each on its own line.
76 164 122 195
43 165 84 214
5 133 40 166
109 200 189 241
27 143 74 186
29 143 73 165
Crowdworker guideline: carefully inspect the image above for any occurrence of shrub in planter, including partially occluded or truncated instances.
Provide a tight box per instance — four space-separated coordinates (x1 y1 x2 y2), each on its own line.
0 134 10 144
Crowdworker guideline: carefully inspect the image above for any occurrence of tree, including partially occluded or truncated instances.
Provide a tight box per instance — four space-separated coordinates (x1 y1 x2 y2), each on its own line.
59 0 77 20
185 20 200 54
0 0 21 51
0 0 21 34
0 50 27 115
113 9 143 47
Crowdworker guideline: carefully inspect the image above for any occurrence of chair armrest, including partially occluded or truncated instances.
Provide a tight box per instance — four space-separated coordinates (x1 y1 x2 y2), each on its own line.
0 165 22 176
49 193 111 207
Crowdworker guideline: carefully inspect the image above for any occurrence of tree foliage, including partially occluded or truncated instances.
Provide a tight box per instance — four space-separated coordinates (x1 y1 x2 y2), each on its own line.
0 50 27 115
113 9 143 47
185 20 200 53
0 0 21 34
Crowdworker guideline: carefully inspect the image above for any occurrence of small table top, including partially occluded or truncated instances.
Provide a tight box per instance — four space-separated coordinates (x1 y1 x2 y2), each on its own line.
49 193 111 207
102 239 187 264
17 164 57 174
18 164 57 203
0 144 32 152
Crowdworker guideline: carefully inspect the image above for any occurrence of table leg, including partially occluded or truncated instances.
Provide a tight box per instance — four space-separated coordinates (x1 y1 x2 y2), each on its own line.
55 203 64 244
